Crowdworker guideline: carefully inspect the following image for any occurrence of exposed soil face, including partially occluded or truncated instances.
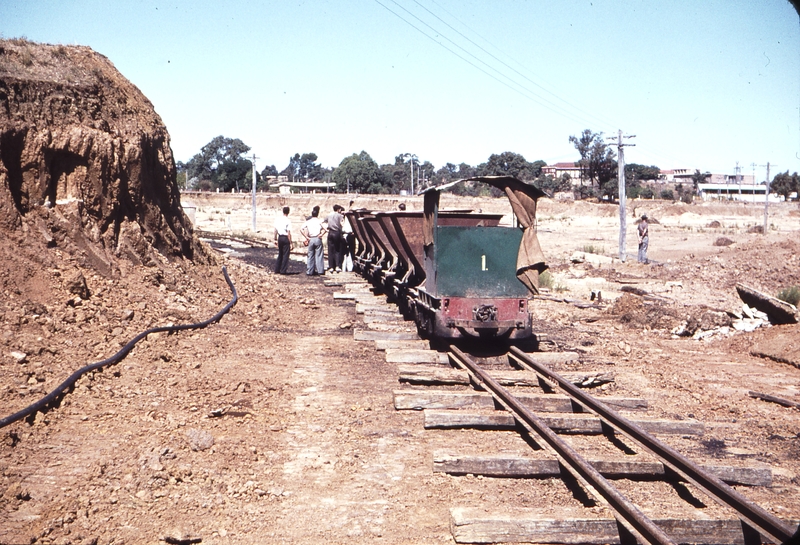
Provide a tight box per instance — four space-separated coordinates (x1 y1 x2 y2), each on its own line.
0 38 206 264
2 191 800 544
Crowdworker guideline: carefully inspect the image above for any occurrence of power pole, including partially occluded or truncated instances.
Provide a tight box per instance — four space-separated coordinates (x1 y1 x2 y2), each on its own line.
410 155 415 195
735 161 741 198
608 130 636 261
251 153 258 232
750 162 757 203
763 162 774 235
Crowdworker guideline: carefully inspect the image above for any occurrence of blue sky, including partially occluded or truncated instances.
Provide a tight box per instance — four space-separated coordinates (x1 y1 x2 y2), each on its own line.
2 0 799 180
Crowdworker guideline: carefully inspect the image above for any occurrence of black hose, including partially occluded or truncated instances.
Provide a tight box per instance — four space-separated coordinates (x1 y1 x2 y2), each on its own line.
0 267 239 429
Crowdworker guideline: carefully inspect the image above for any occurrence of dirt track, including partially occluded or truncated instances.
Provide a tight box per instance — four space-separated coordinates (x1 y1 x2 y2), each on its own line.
2 195 800 544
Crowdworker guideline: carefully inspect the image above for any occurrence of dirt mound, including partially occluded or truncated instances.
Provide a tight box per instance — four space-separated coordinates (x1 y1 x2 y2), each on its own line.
608 292 681 330
0 38 209 268
724 323 800 368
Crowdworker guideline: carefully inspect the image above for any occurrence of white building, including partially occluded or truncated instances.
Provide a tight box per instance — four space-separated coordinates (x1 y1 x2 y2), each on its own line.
275 181 335 194
697 182 781 203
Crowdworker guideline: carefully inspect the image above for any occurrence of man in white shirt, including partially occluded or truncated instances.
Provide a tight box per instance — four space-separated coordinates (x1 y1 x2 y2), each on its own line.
300 206 326 275
273 206 292 274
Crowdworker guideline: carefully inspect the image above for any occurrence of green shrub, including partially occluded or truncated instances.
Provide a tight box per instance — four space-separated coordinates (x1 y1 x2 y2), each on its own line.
539 271 554 290
660 189 674 201
20 47 33 66
582 244 605 255
777 286 800 307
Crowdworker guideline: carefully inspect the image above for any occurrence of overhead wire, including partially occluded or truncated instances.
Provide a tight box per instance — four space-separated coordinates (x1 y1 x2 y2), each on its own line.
373 0 601 128
416 0 619 131
376 0 703 169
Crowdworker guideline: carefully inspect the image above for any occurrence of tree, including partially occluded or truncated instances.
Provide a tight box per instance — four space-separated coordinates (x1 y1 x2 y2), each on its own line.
690 169 711 193
216 156 255 192
418 160 435 190
569 130 617 194
259 164 279 191
529 160 547 178
534 173 572 195
770 171 799 201
333 151 388 194
176 161 188 190
617 163 661 201
479 152 537 181
282 152 323 183
625 163 660 185
185 136 252 191
261 164 279 177
434 162 459 185
379 154 409 193
438 163 483 196
675 183 693 203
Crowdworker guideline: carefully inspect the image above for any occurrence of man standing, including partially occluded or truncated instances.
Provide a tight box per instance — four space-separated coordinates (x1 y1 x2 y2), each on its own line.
637 214 649 264
324 204 344 272
273 206 292 275
301 206 326 276
342 208 355 272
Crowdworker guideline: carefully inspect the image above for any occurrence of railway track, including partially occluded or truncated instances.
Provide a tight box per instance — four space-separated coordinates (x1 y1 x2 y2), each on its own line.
337 279 799 545
199 212 798 543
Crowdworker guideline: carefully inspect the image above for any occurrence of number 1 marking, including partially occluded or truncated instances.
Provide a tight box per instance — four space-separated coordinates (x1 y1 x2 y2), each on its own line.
482 255 487 271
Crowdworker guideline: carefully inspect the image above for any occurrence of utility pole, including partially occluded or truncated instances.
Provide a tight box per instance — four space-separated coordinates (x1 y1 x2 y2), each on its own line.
251 153 258 232
608 130 636 261
735 161 741 198
410 155 415 195
402 153 417 195
750 162 757 203
763 162 774 235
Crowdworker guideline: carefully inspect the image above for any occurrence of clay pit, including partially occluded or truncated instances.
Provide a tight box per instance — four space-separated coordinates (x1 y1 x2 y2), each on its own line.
1 39 799 545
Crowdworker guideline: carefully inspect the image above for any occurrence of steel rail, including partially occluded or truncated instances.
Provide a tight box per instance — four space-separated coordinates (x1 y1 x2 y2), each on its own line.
449 346 678 545
0 267 239 429
509 345 795 544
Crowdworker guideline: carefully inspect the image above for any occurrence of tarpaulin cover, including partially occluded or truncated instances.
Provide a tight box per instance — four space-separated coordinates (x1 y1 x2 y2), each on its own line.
420 176 548 294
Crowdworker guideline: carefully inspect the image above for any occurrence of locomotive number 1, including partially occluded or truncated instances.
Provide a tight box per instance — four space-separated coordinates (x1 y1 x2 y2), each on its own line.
481 254 487 271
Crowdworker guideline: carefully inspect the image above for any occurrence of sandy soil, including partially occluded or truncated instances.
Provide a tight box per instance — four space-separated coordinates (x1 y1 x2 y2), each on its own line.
2 194 800 544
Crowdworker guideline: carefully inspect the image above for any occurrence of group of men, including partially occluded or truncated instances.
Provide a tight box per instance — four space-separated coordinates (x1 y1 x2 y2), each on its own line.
275 205 651 274
272 204 354 276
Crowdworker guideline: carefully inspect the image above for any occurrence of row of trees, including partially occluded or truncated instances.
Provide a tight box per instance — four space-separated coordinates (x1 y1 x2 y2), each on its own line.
177 133 799 201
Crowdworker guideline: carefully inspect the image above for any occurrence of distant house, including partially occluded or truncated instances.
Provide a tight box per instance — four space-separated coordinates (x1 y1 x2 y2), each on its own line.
708 173 754 185
658 168 694 183
659 169 755 186
263 175 289 185
542 162 581 182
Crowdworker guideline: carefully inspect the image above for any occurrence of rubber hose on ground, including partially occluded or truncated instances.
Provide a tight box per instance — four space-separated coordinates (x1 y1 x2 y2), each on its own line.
0 267 238 429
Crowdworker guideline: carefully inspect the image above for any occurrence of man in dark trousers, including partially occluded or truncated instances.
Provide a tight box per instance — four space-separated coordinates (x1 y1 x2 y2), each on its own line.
273 206 292 274
324 204 344 272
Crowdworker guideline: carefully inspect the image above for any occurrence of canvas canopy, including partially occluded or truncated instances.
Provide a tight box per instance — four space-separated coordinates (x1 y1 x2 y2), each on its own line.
421 176 548 294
